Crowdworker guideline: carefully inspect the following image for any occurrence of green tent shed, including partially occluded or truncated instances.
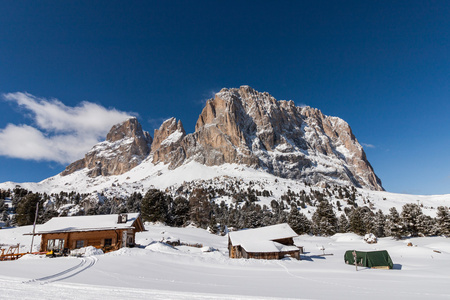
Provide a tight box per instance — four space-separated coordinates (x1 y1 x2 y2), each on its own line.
344 250 393 269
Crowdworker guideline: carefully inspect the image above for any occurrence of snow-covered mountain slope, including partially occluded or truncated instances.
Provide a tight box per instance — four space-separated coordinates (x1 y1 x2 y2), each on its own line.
1 157 448 218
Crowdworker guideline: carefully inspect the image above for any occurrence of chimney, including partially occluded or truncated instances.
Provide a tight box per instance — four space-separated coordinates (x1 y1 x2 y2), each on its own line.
117 213 128 224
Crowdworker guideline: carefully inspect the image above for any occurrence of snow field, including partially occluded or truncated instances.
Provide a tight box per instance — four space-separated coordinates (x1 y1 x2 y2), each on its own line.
0 223 450 299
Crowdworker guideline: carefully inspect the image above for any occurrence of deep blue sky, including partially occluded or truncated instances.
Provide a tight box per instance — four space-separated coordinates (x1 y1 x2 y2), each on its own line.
0 1 449 195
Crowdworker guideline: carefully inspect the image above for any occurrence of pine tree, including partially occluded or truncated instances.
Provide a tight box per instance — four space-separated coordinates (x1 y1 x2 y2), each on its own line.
416 214 434 237
15 193 42 226
363 210 375 235
312 201 337 236
261 208 274 227
2 210 9 223
208 215 219 234
349 208 365 235
141 189 170 223
400 203 424 237
0 199 6 215
373 210 386 237
385 207 402 239
40 208 58 223
288 205 311 235
244 210 261 228
189 188 212 228
436 206 450 236
338 214 349 233
171 196 190 227
126 192 143 213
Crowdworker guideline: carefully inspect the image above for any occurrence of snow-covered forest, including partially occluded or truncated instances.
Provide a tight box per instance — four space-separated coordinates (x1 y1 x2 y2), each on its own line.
2 182 449 239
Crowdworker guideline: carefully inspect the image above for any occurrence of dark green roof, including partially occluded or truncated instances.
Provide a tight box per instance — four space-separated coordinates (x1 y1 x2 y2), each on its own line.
344 250 393 269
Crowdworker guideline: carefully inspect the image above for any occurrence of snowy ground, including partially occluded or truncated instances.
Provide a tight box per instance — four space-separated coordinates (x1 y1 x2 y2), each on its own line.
0 224 449 299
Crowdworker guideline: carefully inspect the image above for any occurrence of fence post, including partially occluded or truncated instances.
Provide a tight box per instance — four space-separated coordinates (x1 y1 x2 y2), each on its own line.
30 202 39 253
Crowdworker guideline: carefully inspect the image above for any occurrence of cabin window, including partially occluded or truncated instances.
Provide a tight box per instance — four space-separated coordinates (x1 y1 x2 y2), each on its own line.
104 239 112 247
75 240 85 249
47 239 64 251
47 239 54 251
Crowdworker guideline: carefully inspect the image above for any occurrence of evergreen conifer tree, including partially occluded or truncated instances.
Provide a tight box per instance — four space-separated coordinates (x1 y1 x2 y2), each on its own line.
363 210 375 235
416 214 434 237
374 210 386 237
141 189 170 223
436 206 450 236
338 214 349 233
171 196 190 227
349 208 365 235
385 207 402 239
312 201 337 236
288 205 311 235
208 215 219 234
244 210 261 228
15 193 42 226
400 203 424 237
188 188 212 228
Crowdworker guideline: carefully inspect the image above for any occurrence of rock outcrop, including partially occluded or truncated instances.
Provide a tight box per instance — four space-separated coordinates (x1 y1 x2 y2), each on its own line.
60 86 383 191
61 117 152 177
151 117 186 169
152 86 383 190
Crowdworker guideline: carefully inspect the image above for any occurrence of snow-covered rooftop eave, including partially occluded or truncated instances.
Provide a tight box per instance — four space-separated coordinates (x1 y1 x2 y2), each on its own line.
228 223 298 247
24 225 137 235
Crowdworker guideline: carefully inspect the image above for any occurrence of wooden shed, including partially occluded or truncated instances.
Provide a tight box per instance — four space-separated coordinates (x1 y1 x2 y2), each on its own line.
228 223 301 260
27 213 145 253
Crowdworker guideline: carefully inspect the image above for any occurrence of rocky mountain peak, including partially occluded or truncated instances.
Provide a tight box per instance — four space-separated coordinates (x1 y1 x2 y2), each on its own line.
59 86 383 191
106 117 151 143
154 86 383 191
61 117 152 177
151 118 186 168
151 118 185 152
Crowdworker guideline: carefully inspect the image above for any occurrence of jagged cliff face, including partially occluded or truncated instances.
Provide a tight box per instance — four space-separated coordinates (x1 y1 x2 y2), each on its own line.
151 117 186 168
152 86 383 191
61 86 383 191
61 117 152 177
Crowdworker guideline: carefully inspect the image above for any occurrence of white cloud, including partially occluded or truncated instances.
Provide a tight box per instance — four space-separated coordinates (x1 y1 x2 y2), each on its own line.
0 92 134 164
362 143 376 149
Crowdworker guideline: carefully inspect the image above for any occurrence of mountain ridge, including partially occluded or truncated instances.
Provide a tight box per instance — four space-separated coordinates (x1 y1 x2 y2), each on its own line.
60 86 382 191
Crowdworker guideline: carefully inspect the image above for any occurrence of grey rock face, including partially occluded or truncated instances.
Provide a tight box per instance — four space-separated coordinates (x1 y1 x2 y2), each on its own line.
61 86 383 191
152 86 383 191
61 117 152 177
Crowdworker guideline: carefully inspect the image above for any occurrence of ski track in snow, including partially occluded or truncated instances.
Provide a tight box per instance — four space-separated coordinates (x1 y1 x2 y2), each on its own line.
0 277 295 300
23 256 97 285
2 225 450 299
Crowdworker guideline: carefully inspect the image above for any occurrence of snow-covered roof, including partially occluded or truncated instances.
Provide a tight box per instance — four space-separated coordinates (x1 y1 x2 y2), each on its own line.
228 223 298 253
239 240 299 253
29 213 142 234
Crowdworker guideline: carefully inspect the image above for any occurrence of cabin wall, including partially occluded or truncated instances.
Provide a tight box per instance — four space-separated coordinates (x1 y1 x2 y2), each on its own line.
282 250 300 260
244 250 280 260
40 229 135 252
240 248 300 260
229 245 243 258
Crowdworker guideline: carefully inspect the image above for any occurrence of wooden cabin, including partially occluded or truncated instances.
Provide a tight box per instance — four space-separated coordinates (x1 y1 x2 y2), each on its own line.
27 213 145 253
228 223 301 260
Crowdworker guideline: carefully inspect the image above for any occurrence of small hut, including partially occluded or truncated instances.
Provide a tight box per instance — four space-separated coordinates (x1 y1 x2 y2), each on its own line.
344 250 394 269
26 213 145 253
228 223 301 260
